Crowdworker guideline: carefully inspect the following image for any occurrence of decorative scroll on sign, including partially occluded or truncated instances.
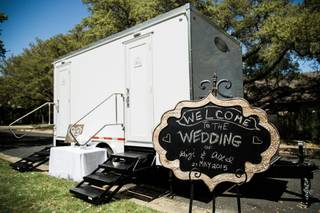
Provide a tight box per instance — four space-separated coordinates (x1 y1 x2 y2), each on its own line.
153 93 280 191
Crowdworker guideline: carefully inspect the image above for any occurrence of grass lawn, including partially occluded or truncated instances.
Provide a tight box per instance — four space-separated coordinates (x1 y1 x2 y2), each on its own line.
0 159 159 213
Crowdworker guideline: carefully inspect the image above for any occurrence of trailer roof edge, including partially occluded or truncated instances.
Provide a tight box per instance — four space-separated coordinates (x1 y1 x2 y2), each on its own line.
53 4 191 64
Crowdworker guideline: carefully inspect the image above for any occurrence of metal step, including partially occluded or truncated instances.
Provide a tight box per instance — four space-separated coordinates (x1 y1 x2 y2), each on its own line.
99 160 135 173
84 172 123 186
70 150 155 204
111 151 150 160
99 151 154 173
70 185 105 204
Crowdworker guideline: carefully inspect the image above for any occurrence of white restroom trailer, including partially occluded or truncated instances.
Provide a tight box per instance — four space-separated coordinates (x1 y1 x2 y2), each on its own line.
53 4 243 158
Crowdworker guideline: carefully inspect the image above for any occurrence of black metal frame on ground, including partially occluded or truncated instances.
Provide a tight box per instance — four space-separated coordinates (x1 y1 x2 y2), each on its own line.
187 168 248 213
10 146 51 172
260 141 318 207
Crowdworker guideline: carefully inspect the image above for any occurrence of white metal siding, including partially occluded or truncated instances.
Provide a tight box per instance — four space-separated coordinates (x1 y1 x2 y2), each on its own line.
68 40 125 143
152 14 190 126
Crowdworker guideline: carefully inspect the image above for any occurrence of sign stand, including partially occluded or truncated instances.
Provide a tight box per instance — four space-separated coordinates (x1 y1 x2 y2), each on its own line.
236 184 241 213
189 180 194 213
188 168 201 213
235 170 248 213
189 74 246 213
168 170 175 198
212 191 216 213
188 168 248 213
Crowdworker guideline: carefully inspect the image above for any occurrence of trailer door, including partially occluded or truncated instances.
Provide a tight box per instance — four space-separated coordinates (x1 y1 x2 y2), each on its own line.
56 63 71 138
124 34 153 144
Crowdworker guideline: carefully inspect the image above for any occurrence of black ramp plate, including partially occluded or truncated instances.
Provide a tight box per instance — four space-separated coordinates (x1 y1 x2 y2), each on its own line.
112 151 149 160
70 185 105 200
84 172 122 185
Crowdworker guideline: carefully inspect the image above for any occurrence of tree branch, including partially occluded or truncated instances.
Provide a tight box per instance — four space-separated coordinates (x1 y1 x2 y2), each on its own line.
244 47 289 84
245 74 320 112
242 45 262 61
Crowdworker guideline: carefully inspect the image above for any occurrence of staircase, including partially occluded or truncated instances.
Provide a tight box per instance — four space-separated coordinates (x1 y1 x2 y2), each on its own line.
70 150 155 204
10 146 51 172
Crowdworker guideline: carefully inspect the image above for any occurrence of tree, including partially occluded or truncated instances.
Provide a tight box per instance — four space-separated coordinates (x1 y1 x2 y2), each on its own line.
76 0 208 42
0 12 8 59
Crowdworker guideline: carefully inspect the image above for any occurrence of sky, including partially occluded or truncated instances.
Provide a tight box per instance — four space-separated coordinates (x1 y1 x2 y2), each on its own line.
0 0 317 72
0 0 89 56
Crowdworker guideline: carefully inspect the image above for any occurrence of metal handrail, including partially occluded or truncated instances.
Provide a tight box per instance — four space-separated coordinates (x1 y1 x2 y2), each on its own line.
69 93 124 145
80 123 123 146
9 102 54 139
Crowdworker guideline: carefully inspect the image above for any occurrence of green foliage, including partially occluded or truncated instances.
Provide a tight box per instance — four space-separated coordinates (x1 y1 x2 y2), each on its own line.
76 0 212 42
0 33 87 109
0 159 159 212
206 0 320 81
199 0 320 114
0 12 8 59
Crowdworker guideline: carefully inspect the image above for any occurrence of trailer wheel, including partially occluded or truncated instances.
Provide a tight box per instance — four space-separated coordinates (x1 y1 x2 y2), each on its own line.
96 143 113 158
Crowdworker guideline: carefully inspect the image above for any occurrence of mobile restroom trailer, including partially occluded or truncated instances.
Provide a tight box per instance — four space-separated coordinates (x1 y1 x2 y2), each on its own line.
53 4 242 157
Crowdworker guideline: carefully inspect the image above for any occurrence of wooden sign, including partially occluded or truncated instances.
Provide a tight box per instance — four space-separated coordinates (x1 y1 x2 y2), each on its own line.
65 124 84 144
153 93 280 191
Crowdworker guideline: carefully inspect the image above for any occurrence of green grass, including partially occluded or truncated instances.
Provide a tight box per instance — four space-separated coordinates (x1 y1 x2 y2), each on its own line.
0 159 159 213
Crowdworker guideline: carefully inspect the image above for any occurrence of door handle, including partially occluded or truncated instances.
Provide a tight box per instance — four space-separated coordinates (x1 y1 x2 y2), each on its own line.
126 88 130 108
56 100 59 113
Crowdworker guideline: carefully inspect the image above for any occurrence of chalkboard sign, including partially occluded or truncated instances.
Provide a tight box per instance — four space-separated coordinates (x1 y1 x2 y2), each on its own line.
153 93 280 191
